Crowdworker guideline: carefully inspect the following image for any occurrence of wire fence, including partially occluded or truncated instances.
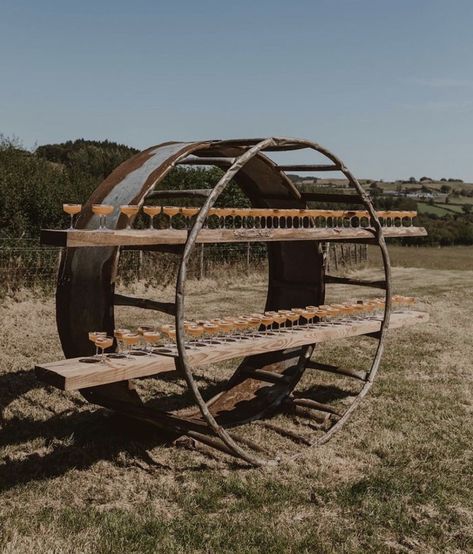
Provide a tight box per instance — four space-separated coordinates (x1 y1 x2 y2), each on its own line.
0 239 269 295
0 239 367 296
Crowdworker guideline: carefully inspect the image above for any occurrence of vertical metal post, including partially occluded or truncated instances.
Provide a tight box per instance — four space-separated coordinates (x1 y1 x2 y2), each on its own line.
246 242 251 275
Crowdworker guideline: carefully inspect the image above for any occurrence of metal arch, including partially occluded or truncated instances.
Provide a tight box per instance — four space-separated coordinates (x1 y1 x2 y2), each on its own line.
174 136 392 465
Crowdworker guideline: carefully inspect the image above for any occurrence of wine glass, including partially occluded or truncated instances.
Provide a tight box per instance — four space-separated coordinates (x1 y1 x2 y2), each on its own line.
285 311 300 330
203 322 219 343
63 204 82 229
95 336 114 363
88 331 106 358
301 309 317 327
181 207 199 229
184 324 205 347
113 328 131 356
163 206 180 229
218 320 234 341
120 205 140 229
232 319 247 341
142 331 161 353
218 208 233 229
143 205 162 229
122 332 141 356
207 208 219 228
160 325 176 347
92 204 114 230
272 313 287 332
261 314 274 334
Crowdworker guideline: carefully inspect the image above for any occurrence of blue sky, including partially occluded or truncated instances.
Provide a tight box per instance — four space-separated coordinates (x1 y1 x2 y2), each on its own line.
1 0 472 180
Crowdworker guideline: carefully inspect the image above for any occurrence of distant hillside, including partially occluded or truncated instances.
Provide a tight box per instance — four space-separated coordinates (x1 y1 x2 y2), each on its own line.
35 139 139 180
0 135 472 245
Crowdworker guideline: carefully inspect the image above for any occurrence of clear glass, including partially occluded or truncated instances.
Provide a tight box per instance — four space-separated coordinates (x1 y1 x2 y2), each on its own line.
92 204 114 230
120 205 140 229
163 207 180 229
143 205 161 229
95 337 113 363
63 204 82 229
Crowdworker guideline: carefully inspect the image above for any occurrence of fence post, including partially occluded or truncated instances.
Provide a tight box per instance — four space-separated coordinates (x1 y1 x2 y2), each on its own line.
199 243 205 280
324 242 331 272
138 250 143 281
246 242 250 275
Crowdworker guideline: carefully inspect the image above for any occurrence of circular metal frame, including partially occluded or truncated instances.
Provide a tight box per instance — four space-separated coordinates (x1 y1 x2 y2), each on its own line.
55 136 391 466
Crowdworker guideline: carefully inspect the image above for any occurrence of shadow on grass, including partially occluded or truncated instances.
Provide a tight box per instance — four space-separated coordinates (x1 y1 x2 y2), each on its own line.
0 369 240 492
0 408 184 492
0 368 42 414
293 384 357 403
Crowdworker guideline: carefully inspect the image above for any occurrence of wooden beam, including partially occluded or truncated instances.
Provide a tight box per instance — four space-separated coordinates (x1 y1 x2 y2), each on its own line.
242 368 291 384
176 157 235 166
35 310 429 392
40 226 428 249
305 360 366 381
278 164 340 172
325 275 387 289
300 193 363 204
146 189 211 200
114 294 176 315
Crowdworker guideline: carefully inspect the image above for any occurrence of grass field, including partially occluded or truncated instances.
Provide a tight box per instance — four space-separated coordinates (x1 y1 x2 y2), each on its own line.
1 247 472 552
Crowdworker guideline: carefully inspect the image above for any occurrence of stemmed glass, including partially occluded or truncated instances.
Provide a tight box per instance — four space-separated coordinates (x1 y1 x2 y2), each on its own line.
163 207 180 229
160 325 176 348
113 328 131 357
203 322 219 343
207 208 219 228
248 209 260 229
231 319 247 341
143 206 162 229
285 311 300 330
88 331 107 359
95 336 114 363
142 331 161 353
120 205 140 229
185 324 205 347
218 208 232 229
181 207 199 229
260 314 274 335
63 204 82 229
92 204 114 230
272 313 287 332
218 320 234 341
122 332 141 356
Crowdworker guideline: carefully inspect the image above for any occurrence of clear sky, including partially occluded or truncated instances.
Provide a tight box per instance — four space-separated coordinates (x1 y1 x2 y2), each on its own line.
1 0 472 180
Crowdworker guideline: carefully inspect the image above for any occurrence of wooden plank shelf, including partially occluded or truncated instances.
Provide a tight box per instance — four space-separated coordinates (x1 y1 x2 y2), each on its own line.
40 226 427 248
35 310 428 392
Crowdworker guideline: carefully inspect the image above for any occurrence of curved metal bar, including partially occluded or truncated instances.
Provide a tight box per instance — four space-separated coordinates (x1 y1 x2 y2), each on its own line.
174 136 392 465
176 138 277 466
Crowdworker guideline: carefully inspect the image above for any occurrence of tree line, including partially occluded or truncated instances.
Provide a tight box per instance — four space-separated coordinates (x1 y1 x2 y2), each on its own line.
0 136 472 246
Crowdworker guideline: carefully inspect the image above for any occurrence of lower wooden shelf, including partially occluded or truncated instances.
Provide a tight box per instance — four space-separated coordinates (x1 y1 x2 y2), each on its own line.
40 226 427 248
35 310 428 392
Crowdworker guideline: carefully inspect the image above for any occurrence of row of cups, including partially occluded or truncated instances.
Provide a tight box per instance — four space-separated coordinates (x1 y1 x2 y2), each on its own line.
63 204 417 231
85 296 415 363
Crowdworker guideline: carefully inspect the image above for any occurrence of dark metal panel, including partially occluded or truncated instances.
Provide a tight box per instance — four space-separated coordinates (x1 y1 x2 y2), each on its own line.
56 141 209 358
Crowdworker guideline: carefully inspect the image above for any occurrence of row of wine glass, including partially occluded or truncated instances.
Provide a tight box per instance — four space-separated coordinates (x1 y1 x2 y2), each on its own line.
84 296 415 364
63 204 417 231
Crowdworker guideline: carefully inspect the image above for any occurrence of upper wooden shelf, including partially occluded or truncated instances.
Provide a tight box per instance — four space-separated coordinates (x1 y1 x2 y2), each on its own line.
35 310 428 391
41 226 427 248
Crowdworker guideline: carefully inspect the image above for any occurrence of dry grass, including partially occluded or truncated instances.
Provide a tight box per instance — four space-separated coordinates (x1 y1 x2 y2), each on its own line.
0 249 472 553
